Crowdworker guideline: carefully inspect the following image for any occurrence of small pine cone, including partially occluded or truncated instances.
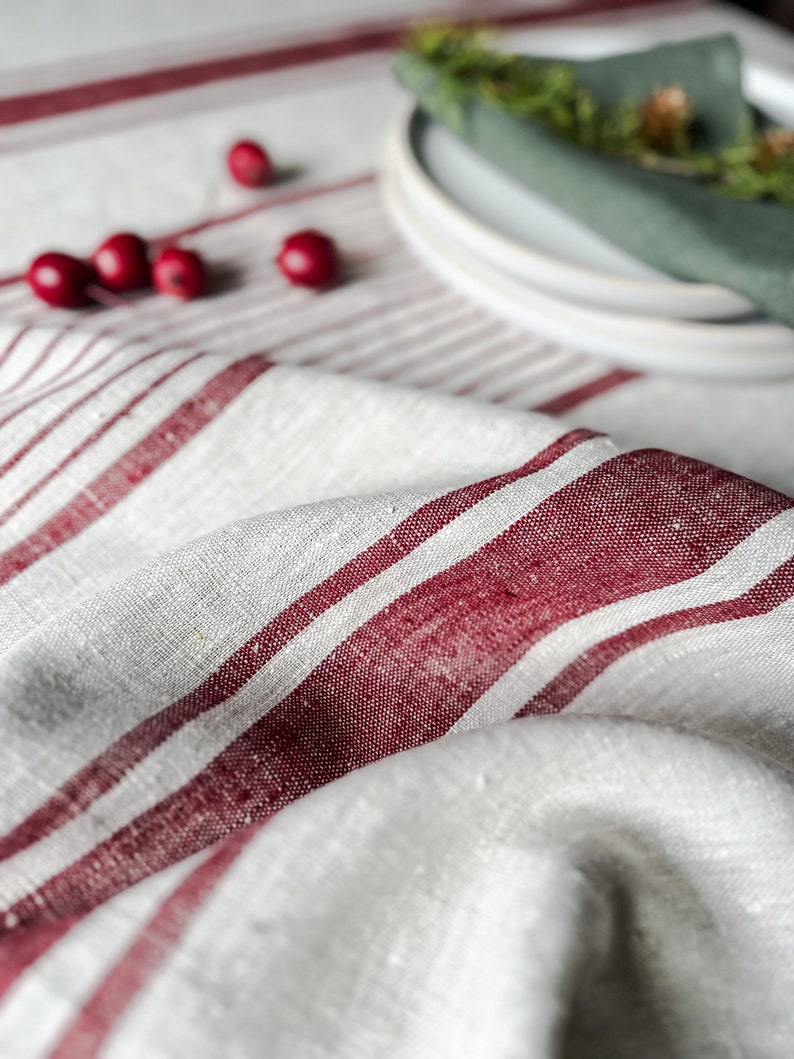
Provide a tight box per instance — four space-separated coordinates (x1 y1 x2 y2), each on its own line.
753 128 794 172
639 84 693 152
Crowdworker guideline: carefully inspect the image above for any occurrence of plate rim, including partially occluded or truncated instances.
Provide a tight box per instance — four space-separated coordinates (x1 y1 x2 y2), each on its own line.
381 138 794 379
395 106 756 320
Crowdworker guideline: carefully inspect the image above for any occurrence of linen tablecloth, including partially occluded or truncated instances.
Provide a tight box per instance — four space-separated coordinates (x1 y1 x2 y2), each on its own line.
2 2 794 1056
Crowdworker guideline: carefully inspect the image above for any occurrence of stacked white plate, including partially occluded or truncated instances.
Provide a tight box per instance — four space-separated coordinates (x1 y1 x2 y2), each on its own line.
381 24 794 378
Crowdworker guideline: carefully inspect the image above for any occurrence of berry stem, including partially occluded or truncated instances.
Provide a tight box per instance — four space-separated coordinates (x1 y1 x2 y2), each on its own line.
85 284 134 310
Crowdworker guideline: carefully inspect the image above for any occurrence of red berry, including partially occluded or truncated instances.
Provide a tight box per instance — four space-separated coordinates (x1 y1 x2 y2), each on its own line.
152 247 208 300
276 230 340 289
25 252 94 309
93 232 151 292
227 140 273 188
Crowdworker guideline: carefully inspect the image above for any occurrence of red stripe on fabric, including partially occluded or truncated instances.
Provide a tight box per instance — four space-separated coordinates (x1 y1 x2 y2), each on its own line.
10 448 794 927
0 354 272 588
295 280 462 372
0 248 425 475
0 325 74 399
0 337 151 458
363 309 489 381
153 173 375 243
0 0 682 128
517 554 794 718
449 343 559 399
0 351 205 526
532 368 641 415
0 916 78 1002
414 334 522 392
0 331 109 433
0 428 595 865
493 354 588 406
0 325 31 370
145 455 789 840
411 334 533 395
0 195 397 427
46 824 263 1059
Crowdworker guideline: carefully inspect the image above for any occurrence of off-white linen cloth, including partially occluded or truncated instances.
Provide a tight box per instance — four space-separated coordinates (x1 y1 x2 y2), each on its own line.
1 2 794 1057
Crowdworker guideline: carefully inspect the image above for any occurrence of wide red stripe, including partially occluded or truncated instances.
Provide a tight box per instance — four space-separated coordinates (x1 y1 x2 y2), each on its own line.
9 447 793 927
46 824 262 1059
533 367 641 415
0 0 680 128
0 428 595 864
517 555 794 718
0 354 272 588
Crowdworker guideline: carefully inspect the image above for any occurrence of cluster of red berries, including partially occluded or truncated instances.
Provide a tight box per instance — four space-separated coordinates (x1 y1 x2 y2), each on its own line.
24 139 340 310
26 238 208 309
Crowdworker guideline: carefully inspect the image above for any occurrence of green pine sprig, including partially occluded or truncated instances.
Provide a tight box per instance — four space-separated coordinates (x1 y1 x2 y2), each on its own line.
403 25 794 206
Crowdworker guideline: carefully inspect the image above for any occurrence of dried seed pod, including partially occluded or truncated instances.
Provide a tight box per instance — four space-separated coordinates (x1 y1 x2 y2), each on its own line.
753 128 794 173
639 84 693 153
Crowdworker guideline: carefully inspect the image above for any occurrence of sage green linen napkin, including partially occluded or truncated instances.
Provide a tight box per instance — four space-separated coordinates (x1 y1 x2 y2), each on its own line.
394 35 794 327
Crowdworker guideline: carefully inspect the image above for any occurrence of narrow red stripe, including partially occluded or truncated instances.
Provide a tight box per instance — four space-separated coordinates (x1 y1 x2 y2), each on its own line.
0 209 374 429
410 332 529 394
0 351 205 527
0 331 109 433
0 345 173 477
46 824 263 1059
0 248 423 477
0 0 681 128
297 280 457 371
493 354 587 406
10 446 794 927
0 354 272 588
0 325 75 399
0 429 595 866
0 916 78 1002
0 259 431 485
363 308 488 381
517 554 794 718
153 173 374 244
0 325 31 370
449 342 558 399
532 368 641 415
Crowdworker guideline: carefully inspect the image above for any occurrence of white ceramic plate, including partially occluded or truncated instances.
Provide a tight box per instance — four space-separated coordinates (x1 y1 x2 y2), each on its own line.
391 20 794 322
394 108 754 320
381 137 794 379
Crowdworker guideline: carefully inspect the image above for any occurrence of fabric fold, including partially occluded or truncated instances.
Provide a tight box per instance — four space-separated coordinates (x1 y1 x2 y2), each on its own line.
2 321 794 1055
5 717 794 1058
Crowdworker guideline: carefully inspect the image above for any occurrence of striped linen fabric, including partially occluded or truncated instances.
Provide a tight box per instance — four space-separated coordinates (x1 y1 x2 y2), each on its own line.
2 0 794 1055
3 332 794 1056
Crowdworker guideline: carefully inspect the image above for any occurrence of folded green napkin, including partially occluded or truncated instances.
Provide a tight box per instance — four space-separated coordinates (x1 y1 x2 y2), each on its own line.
394 35 794 327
